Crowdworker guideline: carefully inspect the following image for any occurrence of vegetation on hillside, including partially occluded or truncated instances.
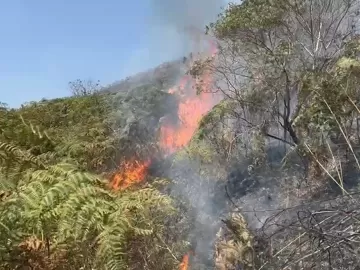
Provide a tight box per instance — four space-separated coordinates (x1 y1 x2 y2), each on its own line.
196 0 360 268
0 84 192 270
2 0 360 269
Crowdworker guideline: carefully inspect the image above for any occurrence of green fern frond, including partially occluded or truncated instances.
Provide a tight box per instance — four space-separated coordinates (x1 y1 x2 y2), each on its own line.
0 136 179 270
0 141 45 169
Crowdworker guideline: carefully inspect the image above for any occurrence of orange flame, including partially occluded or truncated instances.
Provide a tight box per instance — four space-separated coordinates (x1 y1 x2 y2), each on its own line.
160 41 219 155
110 37 218 190
179 253 189 270
111 159 150 190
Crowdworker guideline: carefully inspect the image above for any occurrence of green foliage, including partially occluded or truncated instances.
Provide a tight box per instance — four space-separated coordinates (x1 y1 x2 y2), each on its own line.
294 47 360 139
0 94 112 172
203 0 360 178
0 84 175 174
196 99 234 140
0 135 185 269
0 86 190 269
5 1 360 265
0 163 178 269
106 84 177 170
176 100 231 164
175 139 216 164
212 0 286 38
173 99 245 183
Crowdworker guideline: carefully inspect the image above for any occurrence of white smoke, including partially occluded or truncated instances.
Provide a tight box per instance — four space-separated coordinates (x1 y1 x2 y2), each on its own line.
147 0 228 58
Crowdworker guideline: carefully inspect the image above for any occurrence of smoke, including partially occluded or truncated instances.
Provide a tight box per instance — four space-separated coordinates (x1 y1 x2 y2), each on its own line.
147 0 227 60
150 0 224 29
144 0 289 267
144 2 229 265
120 0 229 87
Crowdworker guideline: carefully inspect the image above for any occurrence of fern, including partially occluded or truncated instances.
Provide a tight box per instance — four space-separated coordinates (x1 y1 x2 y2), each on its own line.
0 158 178 269
0 99 188 269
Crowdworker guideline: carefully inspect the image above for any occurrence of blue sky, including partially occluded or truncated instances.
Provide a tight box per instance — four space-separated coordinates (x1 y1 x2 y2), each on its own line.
0 0 225 107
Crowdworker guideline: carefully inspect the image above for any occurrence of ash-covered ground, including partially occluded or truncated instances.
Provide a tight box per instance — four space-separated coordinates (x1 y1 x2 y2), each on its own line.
150 139 360 269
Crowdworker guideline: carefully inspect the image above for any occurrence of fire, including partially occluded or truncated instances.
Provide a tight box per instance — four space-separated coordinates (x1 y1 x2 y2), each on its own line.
110 159 150 190
159 40 219 155
179 253 189 270
110 34 219 190
160 86 217 154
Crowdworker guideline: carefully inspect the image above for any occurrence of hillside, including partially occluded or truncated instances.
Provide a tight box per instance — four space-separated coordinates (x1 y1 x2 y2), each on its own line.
2 1 360 270
102 57 190 94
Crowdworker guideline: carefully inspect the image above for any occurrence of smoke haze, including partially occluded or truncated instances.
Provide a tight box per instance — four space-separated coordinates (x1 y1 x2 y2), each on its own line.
125 0 228 74
150 0 225 30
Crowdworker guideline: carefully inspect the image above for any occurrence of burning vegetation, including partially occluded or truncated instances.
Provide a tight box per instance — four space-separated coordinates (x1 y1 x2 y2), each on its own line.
105 36 220 270
179 253 190 270
110 159 151 190
159 76 218 154
110 37 219 190
3 0 360 269
104 34 220 269
160 42 219 155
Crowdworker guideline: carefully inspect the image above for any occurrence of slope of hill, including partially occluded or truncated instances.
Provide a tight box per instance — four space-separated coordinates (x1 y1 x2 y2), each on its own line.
102 56 190 94
2 1 360 269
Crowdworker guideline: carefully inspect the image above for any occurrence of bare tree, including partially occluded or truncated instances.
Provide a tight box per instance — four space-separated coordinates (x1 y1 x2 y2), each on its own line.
69 79 102 96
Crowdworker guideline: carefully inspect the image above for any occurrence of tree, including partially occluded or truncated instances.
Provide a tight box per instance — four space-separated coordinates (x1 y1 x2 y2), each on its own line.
192 0 360 176
69 79 102 96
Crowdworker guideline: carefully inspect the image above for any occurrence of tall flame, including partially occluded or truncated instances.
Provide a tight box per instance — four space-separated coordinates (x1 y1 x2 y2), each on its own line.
160 41 218 155
110 34 218 195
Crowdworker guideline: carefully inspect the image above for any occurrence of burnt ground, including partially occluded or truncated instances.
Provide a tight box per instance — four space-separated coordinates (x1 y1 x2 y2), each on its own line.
148 142 360 269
